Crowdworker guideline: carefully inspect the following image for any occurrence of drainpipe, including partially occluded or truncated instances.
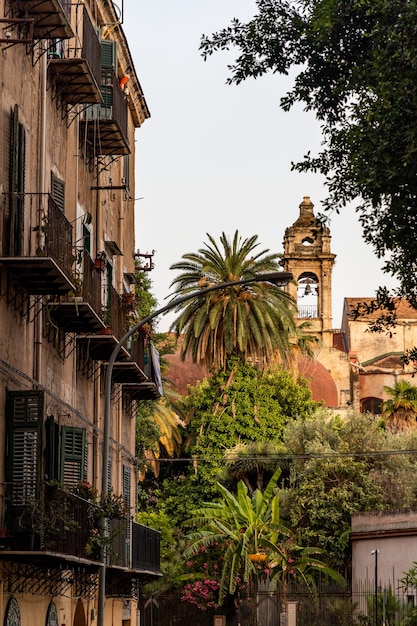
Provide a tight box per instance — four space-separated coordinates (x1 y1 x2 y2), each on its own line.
34 45 47 383
95 160 102 257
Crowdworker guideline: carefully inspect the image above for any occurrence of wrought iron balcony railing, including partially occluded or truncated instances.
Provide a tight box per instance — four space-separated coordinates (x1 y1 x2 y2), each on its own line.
48 6 102 104
82 71 129 155
0 482 161 575
0 193 75 295
12 0 74 39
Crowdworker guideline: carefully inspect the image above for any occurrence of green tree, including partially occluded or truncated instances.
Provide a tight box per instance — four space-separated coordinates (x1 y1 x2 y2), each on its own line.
199 1 417 305
169 230 298 371
382 380 417 432
184 358 317 485
281 410 417 568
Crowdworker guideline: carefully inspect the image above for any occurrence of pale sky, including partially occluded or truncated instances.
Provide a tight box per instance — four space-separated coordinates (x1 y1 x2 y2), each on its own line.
123 1 397 332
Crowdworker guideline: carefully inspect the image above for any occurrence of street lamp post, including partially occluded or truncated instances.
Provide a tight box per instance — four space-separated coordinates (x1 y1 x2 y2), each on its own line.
97 271 292 626
371 549 379 625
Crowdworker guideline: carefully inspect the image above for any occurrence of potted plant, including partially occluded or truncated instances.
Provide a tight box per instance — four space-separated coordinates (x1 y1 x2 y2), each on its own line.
94 251 107 273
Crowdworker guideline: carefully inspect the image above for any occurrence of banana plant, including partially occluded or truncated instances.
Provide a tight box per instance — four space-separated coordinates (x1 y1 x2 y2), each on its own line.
184 467 290 603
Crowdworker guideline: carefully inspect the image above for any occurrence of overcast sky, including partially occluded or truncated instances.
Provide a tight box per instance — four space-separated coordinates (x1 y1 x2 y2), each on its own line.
123 1 397 332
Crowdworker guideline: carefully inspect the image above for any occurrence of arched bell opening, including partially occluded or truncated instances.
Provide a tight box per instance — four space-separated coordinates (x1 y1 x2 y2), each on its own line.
297 272 319 318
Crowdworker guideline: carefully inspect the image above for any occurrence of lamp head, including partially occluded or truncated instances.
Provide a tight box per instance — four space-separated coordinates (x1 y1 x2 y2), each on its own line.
253 271 293 287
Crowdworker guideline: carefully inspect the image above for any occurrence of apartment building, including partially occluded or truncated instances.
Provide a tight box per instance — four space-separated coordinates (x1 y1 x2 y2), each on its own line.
0 1 161 626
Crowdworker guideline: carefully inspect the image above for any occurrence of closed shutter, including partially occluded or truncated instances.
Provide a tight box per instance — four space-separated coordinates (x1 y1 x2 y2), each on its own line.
61 427 86 486
107 456 112 494
9 105 25 256
123 155 130 193
6 390 43 503
101 39 116 70
123 465 131 564
45 416 60 482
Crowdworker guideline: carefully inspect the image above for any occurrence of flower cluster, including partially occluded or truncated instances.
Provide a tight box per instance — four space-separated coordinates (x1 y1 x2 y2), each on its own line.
182 578 221 610
72 480 98 502
180 545 223 610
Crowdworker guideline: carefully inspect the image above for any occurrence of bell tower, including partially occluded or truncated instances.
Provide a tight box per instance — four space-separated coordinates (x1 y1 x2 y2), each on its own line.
281 196 336 346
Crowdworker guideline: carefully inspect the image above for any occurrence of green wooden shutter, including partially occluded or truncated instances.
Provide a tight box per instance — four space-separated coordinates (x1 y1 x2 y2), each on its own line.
101 39 116 70
123 465 131 564
60 427 86 486
45 416 60 482
6 390 43 503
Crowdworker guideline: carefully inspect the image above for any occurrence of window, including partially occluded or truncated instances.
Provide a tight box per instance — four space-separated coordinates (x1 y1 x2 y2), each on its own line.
4 598 21 626
123 465 131 563
46 603 58 626
123 155 130 194
61 426 87 486
6 105 25 256
6 391 88 493
361 397 383 415
51 174 65 213
6 390 43 503
83 223 91 254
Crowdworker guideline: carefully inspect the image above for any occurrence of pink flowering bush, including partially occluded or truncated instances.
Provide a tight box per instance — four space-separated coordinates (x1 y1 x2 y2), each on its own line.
180 545 223 610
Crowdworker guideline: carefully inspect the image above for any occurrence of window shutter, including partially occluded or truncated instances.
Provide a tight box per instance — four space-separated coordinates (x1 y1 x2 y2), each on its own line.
107 456 112 494
61 427 86 486
8 105 25 256
123 155 130 192
45 416 60 482
122 465 131 510
122 465 131 564
6 390 43 503
51 174 65 213
101 39 116 70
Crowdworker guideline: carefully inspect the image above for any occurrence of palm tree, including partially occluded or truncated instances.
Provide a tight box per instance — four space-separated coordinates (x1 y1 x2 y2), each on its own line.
221 442 287 493
169 231 297 371
382 380 417 432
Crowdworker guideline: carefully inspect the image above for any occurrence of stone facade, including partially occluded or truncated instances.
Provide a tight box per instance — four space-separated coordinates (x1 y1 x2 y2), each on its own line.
0 3 160 626
282 197 417 413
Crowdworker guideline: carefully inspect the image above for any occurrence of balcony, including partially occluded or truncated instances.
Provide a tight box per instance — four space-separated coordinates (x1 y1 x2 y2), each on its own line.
0 193 75 295
131 521 161 575
47 250 106 333
0 483 160 577
1 482 100 563
76 286 131 361
12 0 74 39
105 521 161 597
81 71 129 155
48 7 102 104
123 340 163 400
297 304 319 319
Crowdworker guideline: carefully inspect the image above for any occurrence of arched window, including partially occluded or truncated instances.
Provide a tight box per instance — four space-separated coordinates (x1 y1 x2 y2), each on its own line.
4 598 21 626
361 397 383 415
297 272 319 319
46 603 58 626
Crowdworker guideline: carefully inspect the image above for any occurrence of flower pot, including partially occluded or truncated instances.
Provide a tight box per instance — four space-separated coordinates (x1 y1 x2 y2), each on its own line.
99 326 112 335
94 257 106 272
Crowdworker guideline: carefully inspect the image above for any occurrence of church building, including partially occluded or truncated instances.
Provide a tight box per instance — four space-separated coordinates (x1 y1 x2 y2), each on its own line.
281 196 417 414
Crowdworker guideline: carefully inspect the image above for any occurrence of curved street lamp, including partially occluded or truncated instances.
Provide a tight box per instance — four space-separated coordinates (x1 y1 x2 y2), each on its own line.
97 270 293 626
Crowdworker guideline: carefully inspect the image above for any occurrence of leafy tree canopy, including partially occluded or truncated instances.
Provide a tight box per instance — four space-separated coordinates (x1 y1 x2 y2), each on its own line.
184 357 317 485
281 410 417 567
200 0 417 304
